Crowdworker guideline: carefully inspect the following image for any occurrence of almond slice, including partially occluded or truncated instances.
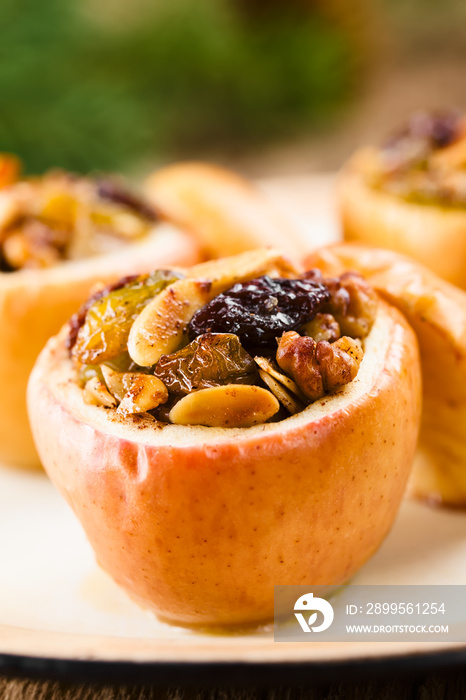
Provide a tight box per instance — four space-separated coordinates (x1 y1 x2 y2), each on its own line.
258 369 303 415
128 278 213 366
83 377 118 408
101 365 126 401
169 384 279 428
101 364 168 415
254 355 306 400
117 374 168 416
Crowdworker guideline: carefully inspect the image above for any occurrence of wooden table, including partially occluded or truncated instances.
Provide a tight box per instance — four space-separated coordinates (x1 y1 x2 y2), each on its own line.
2 665 466 700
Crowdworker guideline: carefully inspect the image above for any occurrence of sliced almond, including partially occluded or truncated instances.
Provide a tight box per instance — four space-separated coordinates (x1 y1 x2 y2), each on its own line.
136 412 157 423
254 355 306 401
258 369 303 415
101 364 169 414
127 278 212 366
168 384 279 428
84 377 118 408
117 374 168 416
101 365 127 401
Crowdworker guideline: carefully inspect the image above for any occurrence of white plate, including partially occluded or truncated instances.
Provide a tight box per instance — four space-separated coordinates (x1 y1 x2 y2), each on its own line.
1 176 465 682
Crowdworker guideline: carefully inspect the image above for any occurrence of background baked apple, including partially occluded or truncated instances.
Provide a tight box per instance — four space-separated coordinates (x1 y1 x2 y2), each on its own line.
145 162 308 261
1 226 200 469
338 112 466 290
307 244 466 507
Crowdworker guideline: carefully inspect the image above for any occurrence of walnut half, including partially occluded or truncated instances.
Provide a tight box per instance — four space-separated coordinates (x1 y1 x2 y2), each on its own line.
327 272 378 339
276 331 364 402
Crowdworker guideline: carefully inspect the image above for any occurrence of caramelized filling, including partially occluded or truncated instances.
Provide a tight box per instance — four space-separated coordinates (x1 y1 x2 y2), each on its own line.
68 252 378 428
368 111 466 208
0 157 157 272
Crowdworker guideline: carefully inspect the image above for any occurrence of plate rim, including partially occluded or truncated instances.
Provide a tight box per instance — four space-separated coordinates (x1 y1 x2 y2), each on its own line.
2 646 466 687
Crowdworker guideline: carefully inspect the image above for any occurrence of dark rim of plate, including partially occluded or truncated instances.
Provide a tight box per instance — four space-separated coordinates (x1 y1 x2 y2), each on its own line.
1 647 466 687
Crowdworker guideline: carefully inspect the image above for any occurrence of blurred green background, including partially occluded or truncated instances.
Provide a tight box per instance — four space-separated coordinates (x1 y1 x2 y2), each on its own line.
1 0 465 177
0 0 362 175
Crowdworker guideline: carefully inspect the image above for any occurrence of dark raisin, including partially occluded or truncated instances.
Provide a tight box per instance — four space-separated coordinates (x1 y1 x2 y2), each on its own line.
96 179 158 221
187 275 330 348
381 111 462 173
410 112 460 149
150 393 180 423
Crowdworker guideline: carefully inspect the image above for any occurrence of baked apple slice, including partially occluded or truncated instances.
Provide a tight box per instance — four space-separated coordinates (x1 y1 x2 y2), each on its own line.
307 244 466 507
28 249 421 627
0 160 201 468
145 162 308 260
338 111 466 289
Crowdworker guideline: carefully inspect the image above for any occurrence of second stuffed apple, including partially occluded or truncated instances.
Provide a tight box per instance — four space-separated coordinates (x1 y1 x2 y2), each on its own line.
308 244 466 507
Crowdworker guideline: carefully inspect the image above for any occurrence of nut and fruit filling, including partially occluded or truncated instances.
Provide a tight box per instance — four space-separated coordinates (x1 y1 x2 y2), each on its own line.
0 158 157 272
368 111 466 207
68 252 378 428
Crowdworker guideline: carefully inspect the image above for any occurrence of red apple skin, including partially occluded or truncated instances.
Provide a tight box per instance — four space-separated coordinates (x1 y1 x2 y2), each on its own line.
28 302 421 627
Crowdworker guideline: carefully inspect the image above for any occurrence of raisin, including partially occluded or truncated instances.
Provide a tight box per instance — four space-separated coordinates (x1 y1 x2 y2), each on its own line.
384 111 461 152
187 275 330 348
154 333 257 394
380 111 462 177
71 270 182 364
96 179 158 221
66 274 140 352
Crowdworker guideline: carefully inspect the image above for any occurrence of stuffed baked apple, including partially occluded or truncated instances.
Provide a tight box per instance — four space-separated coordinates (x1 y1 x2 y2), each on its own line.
28 249 421 627
339 111 466 289
0 156 202 468
307 244 466 507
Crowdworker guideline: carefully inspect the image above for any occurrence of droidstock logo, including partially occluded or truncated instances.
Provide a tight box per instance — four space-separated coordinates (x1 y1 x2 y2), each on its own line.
294 593 334 633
